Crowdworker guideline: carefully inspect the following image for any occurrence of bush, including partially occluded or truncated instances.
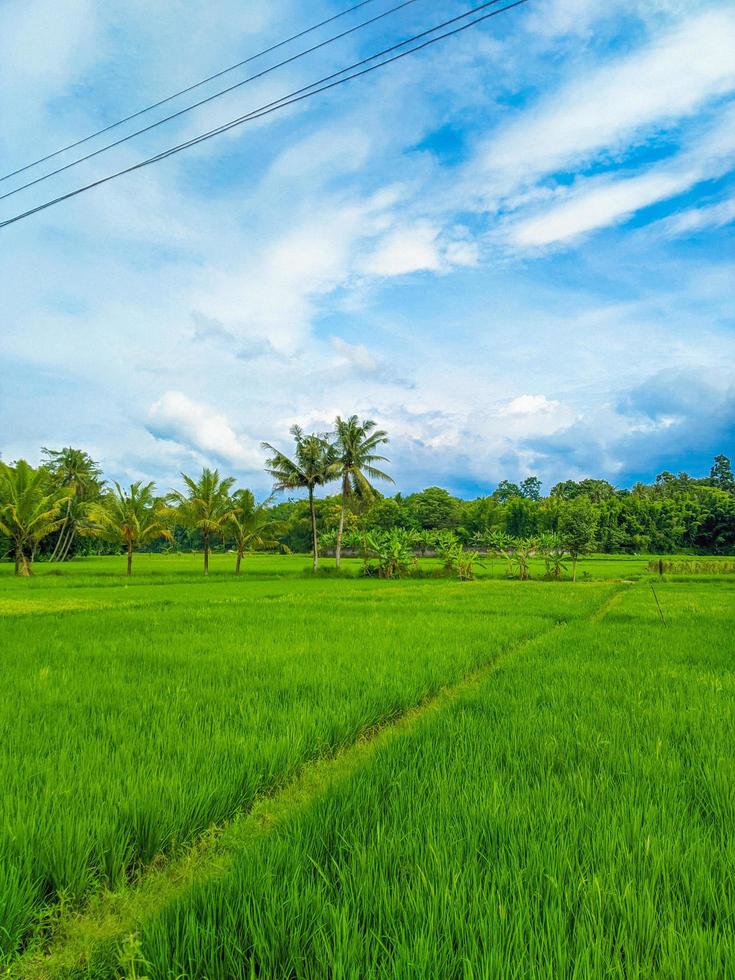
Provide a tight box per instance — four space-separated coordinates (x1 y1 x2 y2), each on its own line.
648 559 735 575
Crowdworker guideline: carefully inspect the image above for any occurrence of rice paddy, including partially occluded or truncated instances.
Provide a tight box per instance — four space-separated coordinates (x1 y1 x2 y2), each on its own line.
2 555 733 977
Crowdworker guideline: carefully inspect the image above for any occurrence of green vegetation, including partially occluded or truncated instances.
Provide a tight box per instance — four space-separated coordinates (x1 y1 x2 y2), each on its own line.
227 489 281 575
1 432 733 576
136 581 735 979
86 482 171 576
262 425 339 572
333 415 393 569
0 459 70 575
649 558 735 575
2 560 731 977
41 448 103 564
168 468 237 576
1 556 608 967
1 424 733 975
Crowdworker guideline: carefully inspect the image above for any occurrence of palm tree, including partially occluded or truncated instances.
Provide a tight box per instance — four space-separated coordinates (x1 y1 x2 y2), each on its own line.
0 460 71 575
86 482 172 576
42 447 103 562
262 426 338 572
228 489 282 575
169 469 237 576
333 416 393 569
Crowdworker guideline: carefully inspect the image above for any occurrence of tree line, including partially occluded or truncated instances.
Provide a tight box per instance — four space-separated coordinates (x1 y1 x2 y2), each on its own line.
1 417 733 576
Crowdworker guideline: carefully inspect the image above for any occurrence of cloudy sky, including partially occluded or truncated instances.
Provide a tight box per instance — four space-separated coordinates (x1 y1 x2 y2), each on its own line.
1 0 733 496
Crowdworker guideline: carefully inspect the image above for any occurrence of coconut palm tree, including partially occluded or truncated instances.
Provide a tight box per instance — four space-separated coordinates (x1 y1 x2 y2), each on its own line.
228 489 282 575
42 447 103 562
169 469 237 576
262 426 338 572
333 416 393 569
86 482 172 576
0 460 71 575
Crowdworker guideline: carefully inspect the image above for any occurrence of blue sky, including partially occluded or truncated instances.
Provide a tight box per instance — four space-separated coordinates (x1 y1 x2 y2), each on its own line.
1 0 733 497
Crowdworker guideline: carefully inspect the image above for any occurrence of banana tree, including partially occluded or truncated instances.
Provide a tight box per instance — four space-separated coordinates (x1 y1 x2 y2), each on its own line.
511 537 537 581
362 528 416 579
538 531 569 579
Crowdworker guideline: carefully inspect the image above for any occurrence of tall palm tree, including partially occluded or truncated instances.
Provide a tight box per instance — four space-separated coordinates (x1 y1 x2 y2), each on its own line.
42 447 103 562
262 426 338 572
169 468 237 576
0 460 71 575
228 489 282 575
333 416 393 568
86 482 172 576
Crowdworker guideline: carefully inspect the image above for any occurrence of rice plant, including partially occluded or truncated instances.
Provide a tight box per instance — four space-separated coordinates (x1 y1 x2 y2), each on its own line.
137 581 735 979
0 556 603 965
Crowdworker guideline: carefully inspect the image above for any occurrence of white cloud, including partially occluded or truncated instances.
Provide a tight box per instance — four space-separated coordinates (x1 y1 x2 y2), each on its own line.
361 223 479 278
330 336 379 373
477 8 735 187
269 126 372 180
147 392 261 470
507 107 735 246
0 0 98 85
655 194 735 236
524 0 694 40
362 222 443 277
186 189 407 354
511 170 689 246
500 395 561 416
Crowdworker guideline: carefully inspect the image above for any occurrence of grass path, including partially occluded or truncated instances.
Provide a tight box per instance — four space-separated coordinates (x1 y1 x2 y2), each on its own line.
13 584 627 979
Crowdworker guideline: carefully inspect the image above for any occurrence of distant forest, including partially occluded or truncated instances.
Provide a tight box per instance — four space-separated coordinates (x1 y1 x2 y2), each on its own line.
226 457 735 556
7 448 734 561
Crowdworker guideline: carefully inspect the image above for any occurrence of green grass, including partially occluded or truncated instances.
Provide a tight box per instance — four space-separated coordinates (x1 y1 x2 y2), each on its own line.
134 581 735 979
2 556 732 977
0 556 608 967
0 550 660 593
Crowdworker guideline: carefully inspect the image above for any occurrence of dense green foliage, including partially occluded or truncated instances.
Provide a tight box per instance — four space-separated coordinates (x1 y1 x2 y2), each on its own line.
1 442 733 573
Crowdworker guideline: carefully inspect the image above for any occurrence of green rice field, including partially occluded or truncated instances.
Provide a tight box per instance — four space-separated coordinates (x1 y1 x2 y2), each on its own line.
1 554 733 978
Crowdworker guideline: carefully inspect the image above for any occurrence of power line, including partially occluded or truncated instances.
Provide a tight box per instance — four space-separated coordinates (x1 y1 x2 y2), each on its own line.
0 0 424 203
0 0 384 184
0 0 528 231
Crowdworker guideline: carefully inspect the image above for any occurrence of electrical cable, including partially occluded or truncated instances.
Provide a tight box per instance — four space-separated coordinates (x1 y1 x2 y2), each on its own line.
0 0 528 230
0 0 384 183
0 0 425 203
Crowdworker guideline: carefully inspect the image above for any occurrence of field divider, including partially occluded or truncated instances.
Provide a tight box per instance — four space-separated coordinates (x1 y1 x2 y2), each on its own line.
590 586 628 621
13 584 629 979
